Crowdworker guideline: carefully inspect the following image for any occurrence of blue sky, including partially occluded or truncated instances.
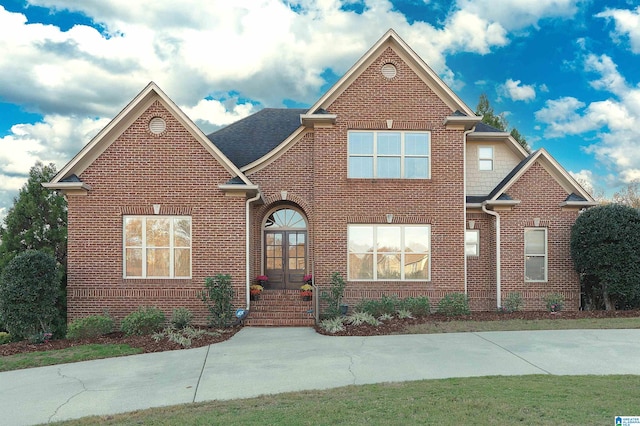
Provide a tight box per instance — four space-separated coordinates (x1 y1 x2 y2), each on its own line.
1 0 640 219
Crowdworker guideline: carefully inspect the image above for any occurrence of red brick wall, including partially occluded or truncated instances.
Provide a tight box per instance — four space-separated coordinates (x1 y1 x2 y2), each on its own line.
250 47 467 307
67 99 247 325
466 162 581 311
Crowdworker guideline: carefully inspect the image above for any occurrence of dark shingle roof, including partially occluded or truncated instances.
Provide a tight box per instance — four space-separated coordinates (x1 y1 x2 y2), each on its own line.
487 151 537 199
61 174 82 183
473 122 505 133
565 193 588 202
207 108 306 167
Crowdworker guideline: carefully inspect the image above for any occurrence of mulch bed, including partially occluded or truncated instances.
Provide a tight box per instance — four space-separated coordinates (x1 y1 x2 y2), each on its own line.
2 310 639 357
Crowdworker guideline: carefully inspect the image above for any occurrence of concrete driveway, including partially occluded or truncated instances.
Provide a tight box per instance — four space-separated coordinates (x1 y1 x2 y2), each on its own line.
2 327 640 425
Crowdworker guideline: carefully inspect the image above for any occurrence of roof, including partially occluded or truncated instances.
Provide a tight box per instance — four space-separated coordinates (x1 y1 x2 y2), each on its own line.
208 108 306 168
473 122 504 133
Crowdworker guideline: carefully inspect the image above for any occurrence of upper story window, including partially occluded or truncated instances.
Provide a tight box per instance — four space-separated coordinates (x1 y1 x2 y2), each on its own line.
124 216 191 278
524 228 547 282
348 224 430 281
478 146 494 171
348 131 430 179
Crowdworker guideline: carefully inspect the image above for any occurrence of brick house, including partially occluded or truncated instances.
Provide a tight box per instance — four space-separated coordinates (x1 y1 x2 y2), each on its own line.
45 30 595 326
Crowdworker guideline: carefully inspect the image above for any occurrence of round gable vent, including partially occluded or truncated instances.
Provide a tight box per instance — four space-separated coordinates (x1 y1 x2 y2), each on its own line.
381 63 397 79
149 117 166 134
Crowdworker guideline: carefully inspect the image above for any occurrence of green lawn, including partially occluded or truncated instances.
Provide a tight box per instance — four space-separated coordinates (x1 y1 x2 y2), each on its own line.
54 375 640 425
0 344 143 372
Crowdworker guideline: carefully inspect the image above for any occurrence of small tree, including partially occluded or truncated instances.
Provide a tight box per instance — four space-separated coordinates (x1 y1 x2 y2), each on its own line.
200 274 234 327
320 272 346 319
571 204 640 310
476 93 530 152
0 250 60 339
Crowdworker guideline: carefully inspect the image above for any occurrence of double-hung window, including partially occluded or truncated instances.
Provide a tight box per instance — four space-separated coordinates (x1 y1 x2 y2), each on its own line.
524 228 547 282
478 146 493 171
465 230 479 257
348 131 430 178
348 225 430 281
124 216 192 278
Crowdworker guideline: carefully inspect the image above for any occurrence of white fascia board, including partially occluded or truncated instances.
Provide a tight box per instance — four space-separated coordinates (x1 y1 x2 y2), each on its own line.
560 200 599 208
42 181 91 191
241 127 308 174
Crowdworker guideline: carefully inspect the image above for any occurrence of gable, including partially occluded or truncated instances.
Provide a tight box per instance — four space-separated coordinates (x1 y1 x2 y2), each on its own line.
45 82 253 193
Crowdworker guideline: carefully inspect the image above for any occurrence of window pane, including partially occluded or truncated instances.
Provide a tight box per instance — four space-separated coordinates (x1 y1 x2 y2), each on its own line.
147 248 170 276
525 229 545 254
125 218 142 246
525 256 545 281
377 157 401 178
147 218 170 247
479 159 493 171
349 132 373 154
405 157 429 178
349 157 373 178
349 226 374 253
405 227 429 252
479 147 493 159
377 254 401 279
349 253 373 279
378 226 401 252
465 230 478 244
125 248 142 276
174 218 191 247
405 133 429 155
174 248 190 277
405 253 429 279
465 244 478 256
377 132 401 155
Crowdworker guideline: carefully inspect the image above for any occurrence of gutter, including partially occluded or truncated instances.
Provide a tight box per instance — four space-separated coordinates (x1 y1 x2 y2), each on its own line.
462 127 474 296
482 202 501 308
245 191 262 310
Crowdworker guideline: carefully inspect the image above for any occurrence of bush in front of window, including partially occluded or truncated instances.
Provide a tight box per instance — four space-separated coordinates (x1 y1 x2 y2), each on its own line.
67 314 114 340
354 294 400 318
0 250 60 340
543 293 565 313
120 306 166 336
320 272 347 320
398 296 431 316
437 293 470 316
170 307 193 330
200 274 234 327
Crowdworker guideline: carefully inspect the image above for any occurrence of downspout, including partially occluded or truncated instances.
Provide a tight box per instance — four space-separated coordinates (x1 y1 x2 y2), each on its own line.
462 128 474 295
246 191 262 310
482 202 501 308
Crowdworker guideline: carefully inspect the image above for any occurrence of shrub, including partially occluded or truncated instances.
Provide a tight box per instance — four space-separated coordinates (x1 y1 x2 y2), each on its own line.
543 293 565 312
0 250 60 339
438 293 470 316
170 307 193 330
345 311 380 326
200 274 234 327
398 297 431 316
120 307 166 336
501 292 524 313
0 332 11 344
320 272 346 319
152 326 218 349
396 309 414 319
378 313 394 321
319 317 345 334
28 331 53 344
66 314 114 340
354 294 400 318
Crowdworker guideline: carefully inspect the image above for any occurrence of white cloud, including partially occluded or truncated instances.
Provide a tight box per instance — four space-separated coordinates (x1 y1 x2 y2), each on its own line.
597 6 640 54
501 79 536 102
569 169 594 194
182 99 258 134
536 53 640 185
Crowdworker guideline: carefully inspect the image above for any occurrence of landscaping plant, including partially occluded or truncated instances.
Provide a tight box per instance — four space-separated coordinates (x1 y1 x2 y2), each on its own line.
320 272 346 319
543 293 565 312
170 307 193 330
500 292 524 313
67 314 114 340
120 306 166 336
437 293 470 316
0 250 60 340
200 274 234 327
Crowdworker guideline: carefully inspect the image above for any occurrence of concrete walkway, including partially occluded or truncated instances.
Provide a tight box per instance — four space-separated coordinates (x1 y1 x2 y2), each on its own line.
2 327 640 425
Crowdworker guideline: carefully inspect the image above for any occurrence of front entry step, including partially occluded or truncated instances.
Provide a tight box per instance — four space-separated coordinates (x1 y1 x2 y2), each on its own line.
245 289 315 327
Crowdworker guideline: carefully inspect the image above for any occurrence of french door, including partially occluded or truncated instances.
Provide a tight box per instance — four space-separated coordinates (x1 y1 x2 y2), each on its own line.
263 208 307 290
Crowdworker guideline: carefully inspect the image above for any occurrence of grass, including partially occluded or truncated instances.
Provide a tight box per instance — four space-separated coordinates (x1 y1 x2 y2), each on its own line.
402 316 640 334
0 344 143 372
53 375 640 425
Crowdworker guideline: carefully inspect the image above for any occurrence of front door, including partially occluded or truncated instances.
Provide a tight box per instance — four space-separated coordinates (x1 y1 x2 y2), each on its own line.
264 208 307 290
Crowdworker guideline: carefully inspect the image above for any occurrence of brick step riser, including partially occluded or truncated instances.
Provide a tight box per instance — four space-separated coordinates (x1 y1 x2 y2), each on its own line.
245 319 315 327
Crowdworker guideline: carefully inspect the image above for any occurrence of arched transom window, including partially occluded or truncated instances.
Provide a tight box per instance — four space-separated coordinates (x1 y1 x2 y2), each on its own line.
264 208 306 229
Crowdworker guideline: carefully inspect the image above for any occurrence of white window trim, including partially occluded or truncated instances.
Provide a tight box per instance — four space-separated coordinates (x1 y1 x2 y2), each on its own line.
348 130 431 179
347 224 431 281
123 215 192 279
465 229 480 257
524 227 548 282
478 145 494 171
